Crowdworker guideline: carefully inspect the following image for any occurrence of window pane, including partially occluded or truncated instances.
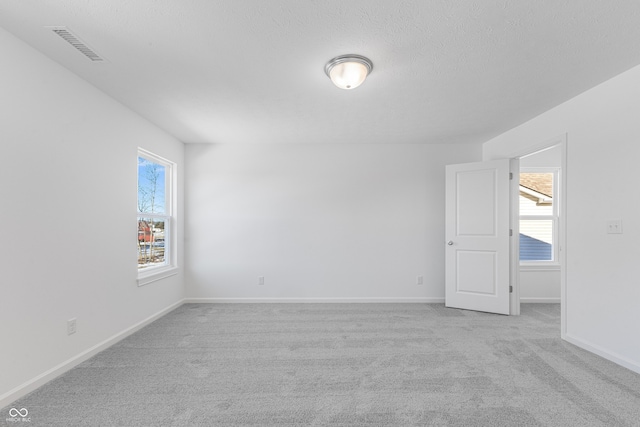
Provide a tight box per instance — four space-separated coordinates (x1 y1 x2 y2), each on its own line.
138 157 166 214
519 172 553 215
520 195 553 215
138 217 166 269
520 219 553 261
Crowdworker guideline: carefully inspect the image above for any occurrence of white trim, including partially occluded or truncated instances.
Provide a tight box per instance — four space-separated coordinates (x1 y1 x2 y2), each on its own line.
137 266 179 286
183 297 445 304
520 166 560 173
558 137 568 340
137 148 174 176
520 265 561 272
137 213 170 220
520 297 561 303
0 300 184 409
565 333 640 375
495 135 565 160
509 158 521 315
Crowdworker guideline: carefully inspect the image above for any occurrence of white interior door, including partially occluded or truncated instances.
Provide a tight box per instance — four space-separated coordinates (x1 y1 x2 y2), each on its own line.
445 159 512 315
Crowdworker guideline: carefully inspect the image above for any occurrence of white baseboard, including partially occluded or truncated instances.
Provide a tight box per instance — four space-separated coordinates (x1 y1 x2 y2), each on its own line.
520 297 561 303
183 297 444 303
564 333 640 375
0 299 184 410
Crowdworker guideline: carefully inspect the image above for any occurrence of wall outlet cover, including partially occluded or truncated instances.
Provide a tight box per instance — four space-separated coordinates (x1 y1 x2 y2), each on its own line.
67 318 77 335
606 219 623 234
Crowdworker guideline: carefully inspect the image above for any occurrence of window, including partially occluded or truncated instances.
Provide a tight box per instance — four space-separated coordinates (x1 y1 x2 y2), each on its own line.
519 169 559 264
137 149 176 284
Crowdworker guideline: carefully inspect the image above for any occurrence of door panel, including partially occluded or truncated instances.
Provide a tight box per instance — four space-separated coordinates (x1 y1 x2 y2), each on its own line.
445 159 511 315
456 251 496 295
456 169 497 236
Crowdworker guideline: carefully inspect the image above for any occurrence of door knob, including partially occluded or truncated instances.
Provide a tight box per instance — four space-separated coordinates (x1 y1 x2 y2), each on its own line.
447 240 454 245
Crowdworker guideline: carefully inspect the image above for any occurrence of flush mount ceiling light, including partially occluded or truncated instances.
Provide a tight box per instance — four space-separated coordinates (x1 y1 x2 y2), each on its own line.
324 54 373 90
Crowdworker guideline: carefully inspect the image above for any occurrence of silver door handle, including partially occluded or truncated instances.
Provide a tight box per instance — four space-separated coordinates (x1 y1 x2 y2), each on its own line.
447 240 454 245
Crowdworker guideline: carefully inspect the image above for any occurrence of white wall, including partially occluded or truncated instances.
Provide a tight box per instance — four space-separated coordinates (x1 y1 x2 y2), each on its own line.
519 269 560 302
0 27 185 406
185 143 481 301
520 145 561 169
519 146 561 302
483 64 640 373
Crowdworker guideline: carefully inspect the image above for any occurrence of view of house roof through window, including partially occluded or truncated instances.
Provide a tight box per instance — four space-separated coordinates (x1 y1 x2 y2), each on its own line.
520 172 553 199
519 171 557 263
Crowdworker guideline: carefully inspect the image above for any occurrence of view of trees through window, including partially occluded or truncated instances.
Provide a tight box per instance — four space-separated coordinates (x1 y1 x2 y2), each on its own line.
138 155 168 269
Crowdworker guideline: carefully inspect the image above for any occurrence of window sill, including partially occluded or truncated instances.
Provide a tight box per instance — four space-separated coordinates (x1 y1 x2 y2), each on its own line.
520 264 561 272
137 266 178 287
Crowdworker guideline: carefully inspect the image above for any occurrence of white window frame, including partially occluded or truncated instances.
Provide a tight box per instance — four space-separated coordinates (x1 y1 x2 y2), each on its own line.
137 148 177 286
519 167 560 268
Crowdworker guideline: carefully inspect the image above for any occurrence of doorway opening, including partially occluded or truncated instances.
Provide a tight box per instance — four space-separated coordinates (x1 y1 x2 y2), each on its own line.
511 135 567 338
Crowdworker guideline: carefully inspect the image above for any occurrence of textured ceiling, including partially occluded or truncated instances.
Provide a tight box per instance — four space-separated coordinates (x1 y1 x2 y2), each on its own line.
2 1 640 145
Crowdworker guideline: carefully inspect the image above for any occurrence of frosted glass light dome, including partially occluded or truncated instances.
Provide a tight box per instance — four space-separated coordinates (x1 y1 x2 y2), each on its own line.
324 55 373 90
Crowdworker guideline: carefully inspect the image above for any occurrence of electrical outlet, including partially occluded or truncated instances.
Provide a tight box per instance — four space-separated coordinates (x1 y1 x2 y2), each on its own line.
606 219 623 234
416 275 424 285
67 318 77 335
258 276 265 286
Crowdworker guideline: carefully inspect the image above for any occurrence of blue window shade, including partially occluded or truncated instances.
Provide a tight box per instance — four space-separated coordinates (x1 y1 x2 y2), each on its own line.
519 234 552 261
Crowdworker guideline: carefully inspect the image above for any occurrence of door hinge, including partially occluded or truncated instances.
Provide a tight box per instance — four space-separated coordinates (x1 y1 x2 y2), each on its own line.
509 172 513 180
509 285 513 293
510 229 513 237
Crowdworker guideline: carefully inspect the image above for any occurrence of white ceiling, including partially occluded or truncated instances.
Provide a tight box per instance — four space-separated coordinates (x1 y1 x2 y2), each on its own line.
2 1 640 145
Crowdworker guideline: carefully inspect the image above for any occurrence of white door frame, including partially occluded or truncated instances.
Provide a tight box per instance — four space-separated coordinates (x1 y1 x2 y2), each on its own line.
509 158 520 316
503 134 567 337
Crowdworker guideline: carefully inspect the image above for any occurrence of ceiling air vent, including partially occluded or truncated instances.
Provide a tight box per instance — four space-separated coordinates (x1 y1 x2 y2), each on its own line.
47 26 104 62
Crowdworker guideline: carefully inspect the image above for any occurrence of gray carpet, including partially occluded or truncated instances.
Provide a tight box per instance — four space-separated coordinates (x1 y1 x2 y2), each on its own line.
4 303 640 426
